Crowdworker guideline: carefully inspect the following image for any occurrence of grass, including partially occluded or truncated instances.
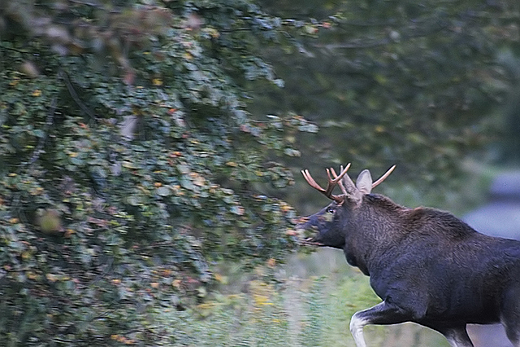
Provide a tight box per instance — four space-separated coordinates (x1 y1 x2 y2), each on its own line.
152 257 450 347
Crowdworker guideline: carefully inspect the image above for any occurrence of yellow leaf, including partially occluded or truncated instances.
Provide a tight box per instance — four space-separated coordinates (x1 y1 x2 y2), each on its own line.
31 187 44 195
122 161 137 169
191 173 205 186
280 202 291 212
375 125 385 133
266 258 276 268
214 273 228 284
172 279 181 288
27 271 38 280
46 273 58 282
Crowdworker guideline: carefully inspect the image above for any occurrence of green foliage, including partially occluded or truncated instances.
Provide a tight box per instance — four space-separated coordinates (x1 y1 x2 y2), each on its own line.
258 0 520 184
0 0 318 345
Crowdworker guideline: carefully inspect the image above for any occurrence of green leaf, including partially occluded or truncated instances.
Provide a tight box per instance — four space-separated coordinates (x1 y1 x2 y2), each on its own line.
156 186 171 197
33 129 45 138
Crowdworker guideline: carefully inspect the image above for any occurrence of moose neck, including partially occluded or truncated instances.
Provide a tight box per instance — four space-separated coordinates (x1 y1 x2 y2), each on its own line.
344 194 408 276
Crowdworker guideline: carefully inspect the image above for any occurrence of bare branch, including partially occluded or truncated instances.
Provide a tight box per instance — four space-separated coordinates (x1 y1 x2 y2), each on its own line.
62 70 97 121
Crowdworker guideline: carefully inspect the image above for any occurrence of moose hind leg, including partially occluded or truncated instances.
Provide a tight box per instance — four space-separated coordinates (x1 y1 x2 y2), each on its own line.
501 286 520 347
429 325 474 347
503 322 520 347
349 301 412 347
502 315 520 347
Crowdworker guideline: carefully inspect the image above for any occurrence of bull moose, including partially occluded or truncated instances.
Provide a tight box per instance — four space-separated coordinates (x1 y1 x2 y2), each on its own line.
298 164 520 347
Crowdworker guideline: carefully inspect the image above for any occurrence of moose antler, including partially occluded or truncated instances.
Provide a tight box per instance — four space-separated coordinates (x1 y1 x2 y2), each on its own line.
371 165 396 189
307 164 396 201
301 163 351 203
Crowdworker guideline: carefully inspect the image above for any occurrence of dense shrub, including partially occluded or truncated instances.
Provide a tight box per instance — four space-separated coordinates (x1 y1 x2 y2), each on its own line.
0 1 316 345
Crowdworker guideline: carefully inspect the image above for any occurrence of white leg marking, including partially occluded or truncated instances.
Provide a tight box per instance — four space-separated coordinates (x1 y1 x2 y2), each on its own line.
350 312 369 347
445 330 474 347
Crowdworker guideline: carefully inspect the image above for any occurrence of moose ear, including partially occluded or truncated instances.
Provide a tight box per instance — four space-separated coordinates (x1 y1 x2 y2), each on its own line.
356 169 373 194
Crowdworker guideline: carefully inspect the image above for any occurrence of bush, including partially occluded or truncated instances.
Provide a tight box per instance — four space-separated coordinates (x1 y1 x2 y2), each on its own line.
0 0 315 345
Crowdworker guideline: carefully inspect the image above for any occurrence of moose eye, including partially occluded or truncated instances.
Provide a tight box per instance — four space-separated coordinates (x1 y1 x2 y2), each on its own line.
326 206 335 214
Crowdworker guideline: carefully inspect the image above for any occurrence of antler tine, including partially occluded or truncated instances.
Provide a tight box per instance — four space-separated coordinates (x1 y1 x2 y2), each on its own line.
327 163 351 182
372 165 396 188
301 164 351 203
301 169 327 193
330 165 350 196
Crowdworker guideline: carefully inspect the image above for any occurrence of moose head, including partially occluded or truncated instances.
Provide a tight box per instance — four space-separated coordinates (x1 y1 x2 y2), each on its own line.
299 164 395 266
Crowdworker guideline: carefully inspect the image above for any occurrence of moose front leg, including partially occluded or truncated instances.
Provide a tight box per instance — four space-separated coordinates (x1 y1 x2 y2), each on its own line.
349 301 412 347
350 301 475 347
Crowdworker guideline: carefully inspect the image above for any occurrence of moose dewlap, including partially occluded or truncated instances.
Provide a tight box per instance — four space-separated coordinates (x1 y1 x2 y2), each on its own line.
298 164 520 347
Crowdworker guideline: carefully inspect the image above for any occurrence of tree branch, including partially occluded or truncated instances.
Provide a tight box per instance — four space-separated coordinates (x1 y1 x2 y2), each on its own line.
61 70 97 121
27 83 58 167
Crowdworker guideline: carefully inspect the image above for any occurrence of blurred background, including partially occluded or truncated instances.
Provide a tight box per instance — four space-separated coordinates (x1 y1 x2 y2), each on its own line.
257 1 520 343
1 0 519 346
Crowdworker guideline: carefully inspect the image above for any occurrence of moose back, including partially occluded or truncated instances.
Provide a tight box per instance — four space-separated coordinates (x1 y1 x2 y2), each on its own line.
298 164 520 347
